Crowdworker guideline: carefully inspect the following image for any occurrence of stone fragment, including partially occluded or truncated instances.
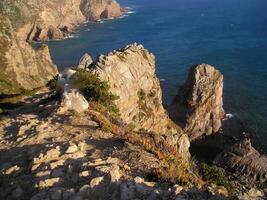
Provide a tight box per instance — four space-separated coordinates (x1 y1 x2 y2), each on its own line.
66 143 79 154
90 176 104 188
4 165 20 175
37 178 61 188
109 165 121 183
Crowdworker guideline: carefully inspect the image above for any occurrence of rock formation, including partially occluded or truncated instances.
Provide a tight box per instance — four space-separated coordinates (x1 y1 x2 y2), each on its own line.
214 139 267 184
169 64 225 140
89 44 180 133
87 44 190 159
0 15 58 95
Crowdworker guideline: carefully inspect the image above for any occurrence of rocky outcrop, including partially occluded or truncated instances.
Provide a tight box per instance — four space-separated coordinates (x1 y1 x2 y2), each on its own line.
0 15 58 95
214 139 267 184
80 0 125 21
89 44 180 134
169 64 225 140
86 44 190 159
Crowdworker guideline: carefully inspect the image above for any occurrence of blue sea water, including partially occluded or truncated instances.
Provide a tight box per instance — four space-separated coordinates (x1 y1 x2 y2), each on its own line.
47 0 267 143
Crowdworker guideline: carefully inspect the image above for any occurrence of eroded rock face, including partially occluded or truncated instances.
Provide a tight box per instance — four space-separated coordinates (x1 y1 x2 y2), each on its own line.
169 64 225 140
214 139 267 184
0 16 58 95
87 44 190 160
90 44 176 134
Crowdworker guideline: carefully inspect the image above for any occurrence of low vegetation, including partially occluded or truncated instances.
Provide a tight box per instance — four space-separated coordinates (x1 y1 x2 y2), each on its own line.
72 69 119 115
87 104 203 187
198 163 234 195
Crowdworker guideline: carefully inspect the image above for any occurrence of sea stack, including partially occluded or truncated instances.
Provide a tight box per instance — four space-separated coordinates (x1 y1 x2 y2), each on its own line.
169 64 225 140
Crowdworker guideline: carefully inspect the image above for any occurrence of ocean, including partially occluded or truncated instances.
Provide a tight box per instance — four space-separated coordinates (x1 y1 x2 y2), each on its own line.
46 0 267 144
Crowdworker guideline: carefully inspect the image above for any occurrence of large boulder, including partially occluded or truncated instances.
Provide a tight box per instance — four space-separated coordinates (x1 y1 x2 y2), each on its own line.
214 139 267 184
169 64 225 140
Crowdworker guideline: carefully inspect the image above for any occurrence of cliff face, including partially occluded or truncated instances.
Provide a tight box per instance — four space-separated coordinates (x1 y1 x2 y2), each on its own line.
0 0 125 42
87 44 190 160
169 64 225 140
0 15 58 95
0 0 124 95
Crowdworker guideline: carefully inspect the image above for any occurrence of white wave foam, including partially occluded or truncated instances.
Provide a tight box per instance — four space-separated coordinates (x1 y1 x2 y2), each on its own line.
127 11 136 14
160 79 166 82
223 113 236 121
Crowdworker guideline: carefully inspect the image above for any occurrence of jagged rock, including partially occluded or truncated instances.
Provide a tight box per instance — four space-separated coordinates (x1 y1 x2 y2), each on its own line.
169 64 225 140
214 139 267 184
78 53 93 69
86 44 191 161
90 44 172 134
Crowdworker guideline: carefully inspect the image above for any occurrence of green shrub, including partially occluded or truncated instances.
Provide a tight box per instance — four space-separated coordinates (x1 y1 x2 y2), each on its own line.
198 163 234 195
72 69 119 114
46 77 58 91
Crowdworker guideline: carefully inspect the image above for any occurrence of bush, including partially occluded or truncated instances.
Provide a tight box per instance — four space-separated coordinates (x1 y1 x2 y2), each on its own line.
72 69 119 114
198 163 234 194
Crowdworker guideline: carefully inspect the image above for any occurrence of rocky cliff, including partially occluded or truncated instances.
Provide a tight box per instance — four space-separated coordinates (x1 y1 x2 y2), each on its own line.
0 15 58 95
169 64 225 140
0 0 125 42
0 0 125 96
82 44 191 160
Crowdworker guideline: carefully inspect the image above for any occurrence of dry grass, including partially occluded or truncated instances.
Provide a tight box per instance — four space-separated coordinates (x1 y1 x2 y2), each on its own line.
86 102 203 186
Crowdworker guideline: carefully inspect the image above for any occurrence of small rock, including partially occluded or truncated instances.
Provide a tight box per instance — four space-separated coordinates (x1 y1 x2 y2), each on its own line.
66 143 79 154
80 170 90 177
109 165 121 183
90 176 104 188
134 176 144 184
37 178 61 188
5 165 20 175
123 164 131 171
248 188 264 198
173 184 184 195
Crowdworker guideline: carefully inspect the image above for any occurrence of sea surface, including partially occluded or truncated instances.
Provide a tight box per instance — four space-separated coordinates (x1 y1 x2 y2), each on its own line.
47 0 267 144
